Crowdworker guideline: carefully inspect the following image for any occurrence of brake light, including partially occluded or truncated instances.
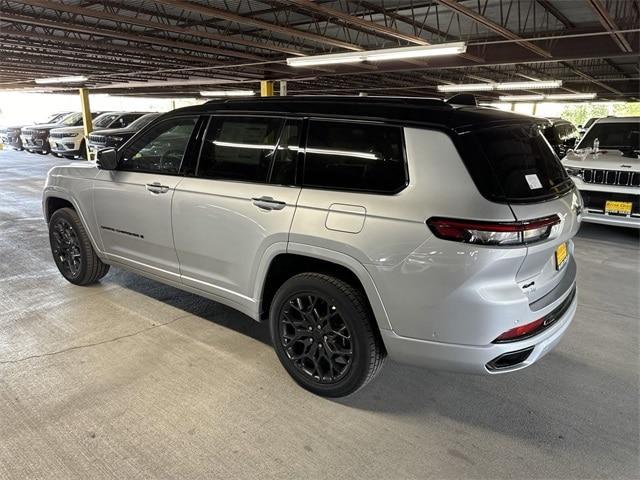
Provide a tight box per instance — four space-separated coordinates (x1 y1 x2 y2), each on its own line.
493 318 544 342
426 215 561 246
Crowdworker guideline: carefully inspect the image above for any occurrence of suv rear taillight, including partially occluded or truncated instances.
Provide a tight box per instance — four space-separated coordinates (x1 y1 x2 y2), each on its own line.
426 215 560 246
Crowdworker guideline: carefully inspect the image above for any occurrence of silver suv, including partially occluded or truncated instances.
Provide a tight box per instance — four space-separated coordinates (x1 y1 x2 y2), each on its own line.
43 97 581 397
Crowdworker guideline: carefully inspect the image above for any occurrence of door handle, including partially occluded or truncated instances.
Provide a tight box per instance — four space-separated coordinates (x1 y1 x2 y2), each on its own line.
252 196 286 211
146 182 170 194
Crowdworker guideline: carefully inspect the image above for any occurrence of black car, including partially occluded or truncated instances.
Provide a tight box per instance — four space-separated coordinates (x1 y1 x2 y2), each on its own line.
1 112 70 151
542 117 579 158
87 112 162 158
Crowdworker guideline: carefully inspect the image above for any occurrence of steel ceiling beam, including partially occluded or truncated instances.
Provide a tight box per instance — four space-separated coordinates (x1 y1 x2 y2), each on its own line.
16 0 304 57
152 0 363 51
586 0 634 52
434 0 553 58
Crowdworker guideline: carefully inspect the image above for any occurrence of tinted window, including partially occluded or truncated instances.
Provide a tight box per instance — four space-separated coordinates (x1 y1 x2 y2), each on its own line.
303 121 406 193
578 122 640 150
198 116 287 183
128 113 162 131
459 123 572 202
119 116 197 174
94 114 120 128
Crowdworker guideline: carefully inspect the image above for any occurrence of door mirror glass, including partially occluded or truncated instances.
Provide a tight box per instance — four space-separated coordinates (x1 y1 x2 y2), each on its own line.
96 148 118 170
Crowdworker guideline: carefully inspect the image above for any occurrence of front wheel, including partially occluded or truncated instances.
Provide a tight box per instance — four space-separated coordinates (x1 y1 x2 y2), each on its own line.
49 207 110 285
269 273 385 397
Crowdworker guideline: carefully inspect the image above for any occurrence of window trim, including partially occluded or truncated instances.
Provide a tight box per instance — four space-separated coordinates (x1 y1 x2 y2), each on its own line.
193 114 303 187
116 114 200 176
300 117 410 195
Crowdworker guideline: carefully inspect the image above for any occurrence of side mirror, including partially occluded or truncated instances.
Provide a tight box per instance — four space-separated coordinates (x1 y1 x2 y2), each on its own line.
96 148 118 170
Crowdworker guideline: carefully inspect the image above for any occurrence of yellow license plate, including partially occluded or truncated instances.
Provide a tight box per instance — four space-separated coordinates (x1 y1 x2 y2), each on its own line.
555 242 568 270
605 200 632 215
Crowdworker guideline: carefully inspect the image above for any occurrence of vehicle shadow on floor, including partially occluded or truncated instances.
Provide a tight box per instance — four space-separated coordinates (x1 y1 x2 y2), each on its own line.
576 222 639 246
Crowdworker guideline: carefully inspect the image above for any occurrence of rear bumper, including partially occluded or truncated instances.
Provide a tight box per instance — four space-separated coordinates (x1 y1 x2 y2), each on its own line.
381 283 577 374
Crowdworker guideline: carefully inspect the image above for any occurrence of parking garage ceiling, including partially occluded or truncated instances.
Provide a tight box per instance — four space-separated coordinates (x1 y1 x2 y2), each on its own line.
0 0 638 101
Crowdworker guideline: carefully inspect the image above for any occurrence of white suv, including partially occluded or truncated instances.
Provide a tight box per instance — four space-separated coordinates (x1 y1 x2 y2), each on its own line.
562 117 639 228
43 97 580 397
49 112 147 159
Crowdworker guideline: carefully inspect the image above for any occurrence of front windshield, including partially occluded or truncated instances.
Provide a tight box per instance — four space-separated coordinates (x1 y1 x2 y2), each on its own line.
94 113 120 128
60 113 82 126
578 122 640 151
42 112 68 124
128 113 161 130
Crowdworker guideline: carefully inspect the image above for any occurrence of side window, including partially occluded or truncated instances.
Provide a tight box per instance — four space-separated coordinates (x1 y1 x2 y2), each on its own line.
198 116 286 183
119 114 141 128
303 120 407 194
119 116 197 174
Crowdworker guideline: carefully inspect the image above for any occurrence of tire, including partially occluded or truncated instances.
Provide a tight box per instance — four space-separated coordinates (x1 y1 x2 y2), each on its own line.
49 207 110 285
269 273 385 397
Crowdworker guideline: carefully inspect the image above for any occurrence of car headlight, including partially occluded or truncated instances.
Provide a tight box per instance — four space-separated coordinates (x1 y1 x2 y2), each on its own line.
565 166 583 177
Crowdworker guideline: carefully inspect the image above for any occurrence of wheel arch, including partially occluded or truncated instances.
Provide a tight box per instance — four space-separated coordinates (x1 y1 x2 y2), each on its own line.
256 244 392 333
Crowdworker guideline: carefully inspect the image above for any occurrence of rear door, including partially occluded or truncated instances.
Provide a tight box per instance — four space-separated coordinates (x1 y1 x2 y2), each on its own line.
172 115 302 304
93 115 199 281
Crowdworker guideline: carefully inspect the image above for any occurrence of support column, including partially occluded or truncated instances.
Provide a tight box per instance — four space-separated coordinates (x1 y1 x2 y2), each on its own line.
260 80 274 97
78 88 92 160
532 102 538 116
279 80 287 96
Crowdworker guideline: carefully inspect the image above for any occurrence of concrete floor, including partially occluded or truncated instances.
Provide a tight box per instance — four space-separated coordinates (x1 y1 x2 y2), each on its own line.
0 149 638 480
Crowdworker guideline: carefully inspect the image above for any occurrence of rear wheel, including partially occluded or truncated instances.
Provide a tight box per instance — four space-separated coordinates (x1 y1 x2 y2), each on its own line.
49 207 109 285
269 273 385 397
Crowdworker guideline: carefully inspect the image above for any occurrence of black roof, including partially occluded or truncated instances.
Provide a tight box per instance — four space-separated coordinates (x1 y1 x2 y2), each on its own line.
172 96 542 133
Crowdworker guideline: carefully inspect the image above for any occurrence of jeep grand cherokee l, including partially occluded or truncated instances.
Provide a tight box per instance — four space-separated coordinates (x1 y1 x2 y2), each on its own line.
43 97 580 397
50 112 148 159
22 112 100 155
562 116 639 228
87 112 162 160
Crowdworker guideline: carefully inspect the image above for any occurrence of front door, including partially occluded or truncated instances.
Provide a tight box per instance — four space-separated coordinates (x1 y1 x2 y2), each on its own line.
172 116 302 305
93 116 198 281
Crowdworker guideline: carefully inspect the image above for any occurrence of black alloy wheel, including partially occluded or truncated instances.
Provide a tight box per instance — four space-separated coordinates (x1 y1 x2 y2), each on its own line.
279 293 354 383
48 208 110 285
270 273 385 397
51 217 82 279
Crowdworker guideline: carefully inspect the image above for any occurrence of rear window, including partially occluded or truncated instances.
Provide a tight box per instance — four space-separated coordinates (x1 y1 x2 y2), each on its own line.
458 123 572 203
303 120 407 194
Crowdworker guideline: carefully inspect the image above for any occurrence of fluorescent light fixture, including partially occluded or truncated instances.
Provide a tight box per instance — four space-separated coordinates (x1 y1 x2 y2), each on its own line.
365 42 466 61
199 90 255 97
287 42 466 67
545 93 597 100
287 52 365 68
438 80 562 93
495 80 562 90
437 83 495 92
499 95 545 102
35 75 87 84
499 93 597 102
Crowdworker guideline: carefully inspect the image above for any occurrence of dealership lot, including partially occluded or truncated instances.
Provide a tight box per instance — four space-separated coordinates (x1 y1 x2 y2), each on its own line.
0 149 637 478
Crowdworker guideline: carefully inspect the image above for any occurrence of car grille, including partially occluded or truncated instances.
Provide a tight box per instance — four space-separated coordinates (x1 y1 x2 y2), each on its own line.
21 128 34 136
50 132 68 139
88 134 106 145
577 168 640 187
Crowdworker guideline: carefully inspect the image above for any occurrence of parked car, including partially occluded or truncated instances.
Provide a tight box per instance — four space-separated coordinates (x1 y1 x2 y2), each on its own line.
87 112 162 159
562 116 639 228
43 97 580 397
21 112 96 155
578 117 600 136
50 112 148 159
1 112 71 151
543 117 580 158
